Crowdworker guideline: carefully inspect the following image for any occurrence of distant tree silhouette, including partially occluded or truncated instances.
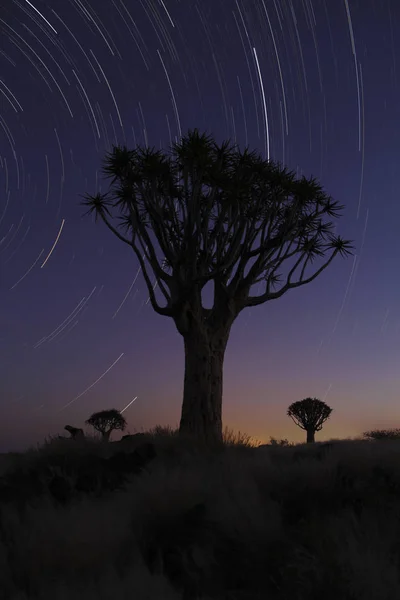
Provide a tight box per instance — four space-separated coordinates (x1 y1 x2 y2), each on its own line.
85 409 127 442
363 428 400 441
64 425 84 440
287 397 333 443
81 129 353 444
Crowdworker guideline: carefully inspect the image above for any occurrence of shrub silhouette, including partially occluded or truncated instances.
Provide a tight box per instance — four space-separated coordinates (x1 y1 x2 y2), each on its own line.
269 437 292 446
363 428 400 441
85 408 127 441
287 397 333 443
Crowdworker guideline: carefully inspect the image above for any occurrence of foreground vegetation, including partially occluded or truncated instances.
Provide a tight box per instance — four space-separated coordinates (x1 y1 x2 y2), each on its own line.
2 426 400 599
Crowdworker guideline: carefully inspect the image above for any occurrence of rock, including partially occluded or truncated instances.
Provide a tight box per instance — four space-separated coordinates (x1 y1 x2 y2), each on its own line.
64 425 85 440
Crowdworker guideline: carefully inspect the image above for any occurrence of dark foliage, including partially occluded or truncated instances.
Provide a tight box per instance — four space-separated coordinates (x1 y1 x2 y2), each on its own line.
0 443 157 508
363 428 400 441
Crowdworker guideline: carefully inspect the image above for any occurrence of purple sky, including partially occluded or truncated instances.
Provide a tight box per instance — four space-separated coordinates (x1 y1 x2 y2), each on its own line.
1 0 398 452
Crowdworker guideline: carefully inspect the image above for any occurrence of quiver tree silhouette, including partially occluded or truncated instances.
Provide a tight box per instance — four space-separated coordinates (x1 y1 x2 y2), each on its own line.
287 397 333 443
85 409 127 442
81 129 353 445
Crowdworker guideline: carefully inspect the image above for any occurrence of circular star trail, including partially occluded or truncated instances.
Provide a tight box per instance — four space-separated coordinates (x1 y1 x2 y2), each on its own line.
0 0 398 451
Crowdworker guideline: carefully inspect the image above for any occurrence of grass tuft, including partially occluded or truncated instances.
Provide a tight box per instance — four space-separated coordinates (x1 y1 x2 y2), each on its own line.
2 430 400 599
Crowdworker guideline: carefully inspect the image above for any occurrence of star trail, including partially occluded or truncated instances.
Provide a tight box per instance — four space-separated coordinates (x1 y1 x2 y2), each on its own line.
0 0 398 451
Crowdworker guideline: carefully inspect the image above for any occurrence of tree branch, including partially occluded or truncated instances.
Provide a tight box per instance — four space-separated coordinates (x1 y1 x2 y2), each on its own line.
239 229 304 292
127 202 174 285
288 414 306 430
135 234 172 304
225 223 264 294
130 237 172 316
135 183 180 266
100 196 173 316
244 248 338 307
99 212 133 246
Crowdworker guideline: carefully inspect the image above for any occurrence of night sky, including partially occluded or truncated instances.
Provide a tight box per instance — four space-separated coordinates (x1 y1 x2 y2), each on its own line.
1 0 398 453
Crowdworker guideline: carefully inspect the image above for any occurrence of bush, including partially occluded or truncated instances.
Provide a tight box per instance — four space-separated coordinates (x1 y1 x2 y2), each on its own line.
362 429 400 441
269 437 292 447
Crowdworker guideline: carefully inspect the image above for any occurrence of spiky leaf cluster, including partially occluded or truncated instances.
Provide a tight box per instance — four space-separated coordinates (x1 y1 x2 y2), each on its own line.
81 129 354 319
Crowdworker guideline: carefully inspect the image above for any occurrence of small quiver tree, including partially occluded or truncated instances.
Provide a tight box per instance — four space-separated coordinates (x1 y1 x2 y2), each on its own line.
85 408 127 442
287 397 332 443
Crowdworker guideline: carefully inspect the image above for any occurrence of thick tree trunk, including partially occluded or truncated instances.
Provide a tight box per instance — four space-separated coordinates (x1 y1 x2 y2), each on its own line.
179 324 230 445
102 430 112 442
306 429 315 443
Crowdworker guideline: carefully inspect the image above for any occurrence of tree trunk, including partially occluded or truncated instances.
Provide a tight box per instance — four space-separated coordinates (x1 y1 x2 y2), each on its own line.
306 429 315 443
179 324 230 445
102 430 112 442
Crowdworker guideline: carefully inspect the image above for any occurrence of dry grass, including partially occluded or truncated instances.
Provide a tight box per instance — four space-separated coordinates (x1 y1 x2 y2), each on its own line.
1 429 400 599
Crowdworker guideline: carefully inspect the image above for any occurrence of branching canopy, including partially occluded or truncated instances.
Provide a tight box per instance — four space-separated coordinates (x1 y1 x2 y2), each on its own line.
287 397 332 432
85 408 127 435
81 129 354 323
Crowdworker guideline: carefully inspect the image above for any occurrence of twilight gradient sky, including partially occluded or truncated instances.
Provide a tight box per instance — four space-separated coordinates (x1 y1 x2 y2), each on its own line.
0 0 398 452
